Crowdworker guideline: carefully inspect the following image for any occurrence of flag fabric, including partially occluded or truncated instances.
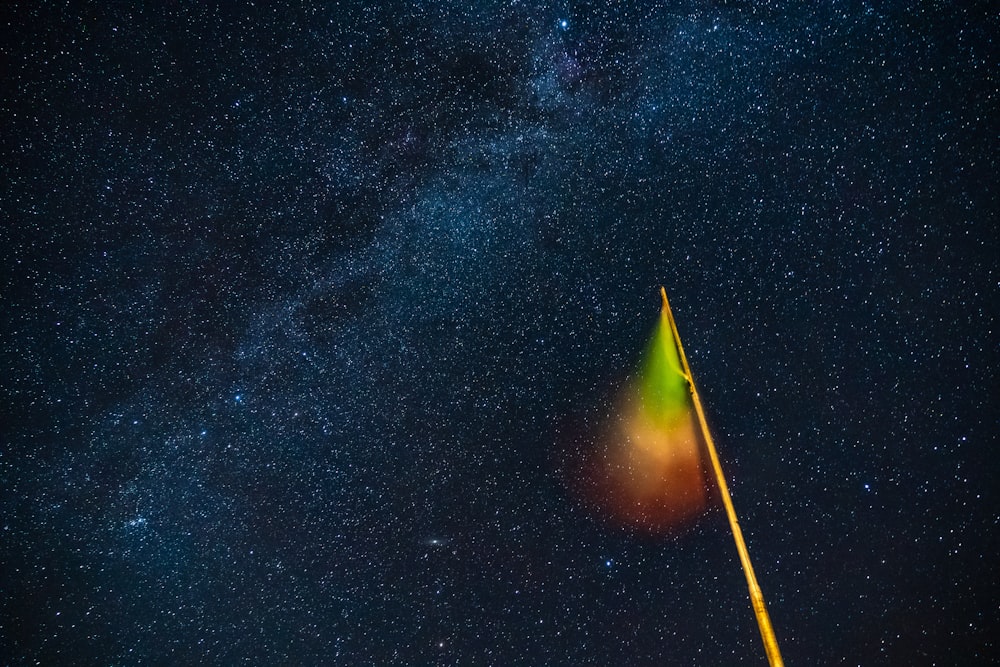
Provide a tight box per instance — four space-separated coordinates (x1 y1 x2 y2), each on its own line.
580 293 708 534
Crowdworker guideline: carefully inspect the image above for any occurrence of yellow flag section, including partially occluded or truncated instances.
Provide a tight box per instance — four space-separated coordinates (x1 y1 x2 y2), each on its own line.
583 288 708 535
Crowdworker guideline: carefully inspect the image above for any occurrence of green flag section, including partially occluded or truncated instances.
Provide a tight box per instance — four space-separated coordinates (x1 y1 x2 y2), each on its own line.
639 306 689 426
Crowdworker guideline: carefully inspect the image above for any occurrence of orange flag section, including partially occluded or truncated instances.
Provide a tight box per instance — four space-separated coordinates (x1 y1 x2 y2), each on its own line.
596 395 708 533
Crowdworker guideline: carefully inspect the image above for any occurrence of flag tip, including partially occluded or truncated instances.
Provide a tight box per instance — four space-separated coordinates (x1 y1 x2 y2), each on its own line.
659 286 669 310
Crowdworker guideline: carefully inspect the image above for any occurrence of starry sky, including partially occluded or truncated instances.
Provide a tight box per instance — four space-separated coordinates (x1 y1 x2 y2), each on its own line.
2 1 997 664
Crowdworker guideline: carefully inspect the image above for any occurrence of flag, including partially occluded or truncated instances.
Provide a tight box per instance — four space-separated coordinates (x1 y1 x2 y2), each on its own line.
575 290 708 534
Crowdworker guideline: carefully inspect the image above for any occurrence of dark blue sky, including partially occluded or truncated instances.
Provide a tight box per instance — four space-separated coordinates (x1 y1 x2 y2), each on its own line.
3 1 997 664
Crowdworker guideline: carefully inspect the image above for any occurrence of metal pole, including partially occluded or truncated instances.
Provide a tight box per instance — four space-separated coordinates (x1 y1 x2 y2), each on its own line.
659 287 784 667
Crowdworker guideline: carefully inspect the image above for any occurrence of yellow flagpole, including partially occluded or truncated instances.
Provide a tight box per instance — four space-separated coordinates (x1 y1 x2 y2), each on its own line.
659 287 784 667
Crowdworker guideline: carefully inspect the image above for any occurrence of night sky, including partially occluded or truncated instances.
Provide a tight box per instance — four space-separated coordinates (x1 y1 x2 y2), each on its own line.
3 1 997 665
